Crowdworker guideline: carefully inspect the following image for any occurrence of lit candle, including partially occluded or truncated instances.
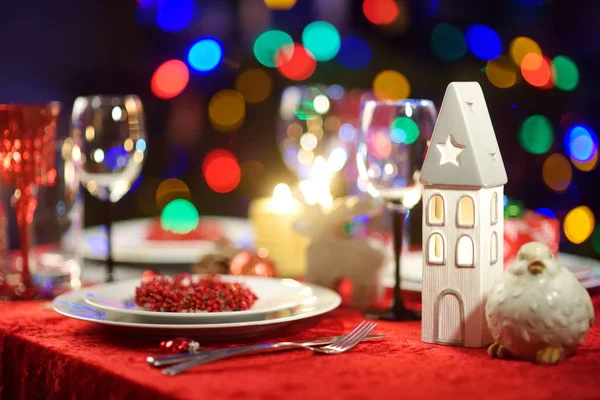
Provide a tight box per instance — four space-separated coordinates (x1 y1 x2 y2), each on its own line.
248 183 308 278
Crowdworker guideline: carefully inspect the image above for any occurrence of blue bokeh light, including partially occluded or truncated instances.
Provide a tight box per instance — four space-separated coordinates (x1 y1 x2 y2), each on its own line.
187 38 223 73
565 124 598 162
337 36 371 70
465 24 502 61
535 208 557 219
157 0 194 33
104 146 130 170
339 124 356 141
327 85 344 100
136 138 147 153
391 128 407 144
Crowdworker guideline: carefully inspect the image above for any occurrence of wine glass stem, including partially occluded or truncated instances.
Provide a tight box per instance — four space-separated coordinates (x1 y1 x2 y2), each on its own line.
391 210 406 312
14 186 36 288
105 200 114 283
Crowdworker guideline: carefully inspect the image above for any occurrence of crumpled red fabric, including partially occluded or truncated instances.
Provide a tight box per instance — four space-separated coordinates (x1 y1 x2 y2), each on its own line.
0 290 599 400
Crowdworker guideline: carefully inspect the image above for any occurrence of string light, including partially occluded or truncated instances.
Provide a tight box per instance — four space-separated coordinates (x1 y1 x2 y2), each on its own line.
486 56 518 89
151 60 189 99
509 37 541 66
187 38 223 73
263 0 297 9
542 153 572 192
521 53 552 88
302 21 341 62
254 30 293 68
564 206 595 244
465 24 502 61
235 69 272 104
518 115 553 154
208 90 246 132
156 178 191 210
373 70 410 100
337 36 371 70
160 199 199 234
156 0 194 32
362 0 398 25
430 23 466 61
391 117 419 144
551 55 579 91
565 124 598 162
202 149 241 193
276 43 317 81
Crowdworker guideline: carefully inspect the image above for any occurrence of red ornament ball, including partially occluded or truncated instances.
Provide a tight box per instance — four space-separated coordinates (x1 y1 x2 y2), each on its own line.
229 251 278 277
160 337 200 353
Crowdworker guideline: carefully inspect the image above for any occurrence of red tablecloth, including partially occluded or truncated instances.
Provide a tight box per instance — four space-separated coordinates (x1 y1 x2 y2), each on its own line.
1 290 599 400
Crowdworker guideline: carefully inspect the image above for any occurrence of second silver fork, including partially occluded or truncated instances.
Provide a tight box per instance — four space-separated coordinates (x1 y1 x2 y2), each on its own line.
161 320 377 376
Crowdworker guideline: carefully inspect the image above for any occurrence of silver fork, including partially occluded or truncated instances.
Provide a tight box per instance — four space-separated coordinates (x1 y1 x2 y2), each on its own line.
161 320 377 376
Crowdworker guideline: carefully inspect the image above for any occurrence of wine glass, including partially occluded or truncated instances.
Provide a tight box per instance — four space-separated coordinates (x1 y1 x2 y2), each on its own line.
357 98 436 321
71 95 147 282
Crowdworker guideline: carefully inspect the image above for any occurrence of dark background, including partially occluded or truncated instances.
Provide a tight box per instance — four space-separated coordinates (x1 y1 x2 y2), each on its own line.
0 0 598 258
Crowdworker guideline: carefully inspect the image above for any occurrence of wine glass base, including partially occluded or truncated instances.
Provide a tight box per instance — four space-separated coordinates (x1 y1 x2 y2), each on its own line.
365 306 421 321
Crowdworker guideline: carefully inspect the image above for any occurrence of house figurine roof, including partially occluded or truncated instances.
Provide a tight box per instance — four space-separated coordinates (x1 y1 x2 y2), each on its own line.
419 82 508 188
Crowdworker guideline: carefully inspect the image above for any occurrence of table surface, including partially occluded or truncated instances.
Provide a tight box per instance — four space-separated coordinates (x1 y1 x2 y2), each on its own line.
1 287 599 400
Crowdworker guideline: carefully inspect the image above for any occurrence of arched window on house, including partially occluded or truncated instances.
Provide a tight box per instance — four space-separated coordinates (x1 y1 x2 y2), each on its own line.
428 195 444 226
491 232 498 265
491 192 498 225
428 233 445 265
457 196 475 227
456 236 474 267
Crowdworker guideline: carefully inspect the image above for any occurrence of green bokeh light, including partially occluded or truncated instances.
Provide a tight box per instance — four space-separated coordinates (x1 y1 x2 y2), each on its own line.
301 21 340 62
430 23 467 62
253 30 293 68
518 115 554 155
592 225 600 254
160 199 200 234
391 117 420 144
552 55 579 91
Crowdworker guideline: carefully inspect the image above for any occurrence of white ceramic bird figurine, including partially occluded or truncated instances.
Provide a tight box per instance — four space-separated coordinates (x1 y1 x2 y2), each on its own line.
486 242 595 364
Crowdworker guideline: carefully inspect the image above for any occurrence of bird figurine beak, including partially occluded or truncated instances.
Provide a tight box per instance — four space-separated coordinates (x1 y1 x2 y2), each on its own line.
527 259 546 275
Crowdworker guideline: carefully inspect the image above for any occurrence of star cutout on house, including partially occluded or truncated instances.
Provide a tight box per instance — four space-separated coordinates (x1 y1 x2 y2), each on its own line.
466 101 474 112
489 151 497 162
437 135 465 166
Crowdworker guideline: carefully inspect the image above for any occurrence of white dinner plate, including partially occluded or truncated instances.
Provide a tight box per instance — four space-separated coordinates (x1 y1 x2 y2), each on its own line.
382 251 600 291
79 217 253 264
83 275 314 323
52 283 342 339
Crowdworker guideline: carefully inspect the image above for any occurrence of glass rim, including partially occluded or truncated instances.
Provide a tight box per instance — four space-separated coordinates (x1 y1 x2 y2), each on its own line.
361 98 434 107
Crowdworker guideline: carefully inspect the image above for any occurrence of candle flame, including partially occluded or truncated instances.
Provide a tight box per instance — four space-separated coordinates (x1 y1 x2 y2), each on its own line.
272 183 293 213
299 156 333 210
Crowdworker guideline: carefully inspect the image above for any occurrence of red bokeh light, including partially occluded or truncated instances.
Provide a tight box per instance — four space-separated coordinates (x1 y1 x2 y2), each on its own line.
362 0 398 25
276 43 316 81
151 60 190 99
202 149 241 194
521 53 553 89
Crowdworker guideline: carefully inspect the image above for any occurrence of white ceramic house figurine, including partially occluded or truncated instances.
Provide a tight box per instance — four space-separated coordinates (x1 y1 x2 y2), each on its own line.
419 81 507 348
296 196 385 308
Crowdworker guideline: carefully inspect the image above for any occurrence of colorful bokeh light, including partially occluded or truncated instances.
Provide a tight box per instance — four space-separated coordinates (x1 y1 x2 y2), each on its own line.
235 68 272 104
254 30 293 68
151 60 189 99
156 178 191 210
363 0 398 25
337 36 371 70
565 125 598 162
276 43 317 81
485 56 518 88
521 53 552 88
160 198 199 234
571 152 598 172
202 149 241 193
518 114 554 154
465 24 502 61
187 38 223 73
373 70 410 101
551 55 579 91
563 206 595 244
302 21 341 62
535 208 556 219
542 153 572 192
208 90 246 132
156 0 194 32
263 0 297 9
509 37 541 66
430 23 467 61
391 117 419 144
